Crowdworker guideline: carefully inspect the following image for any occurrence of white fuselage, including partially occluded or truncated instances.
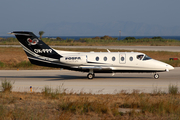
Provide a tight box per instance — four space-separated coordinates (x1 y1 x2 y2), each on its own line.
55 50 174 73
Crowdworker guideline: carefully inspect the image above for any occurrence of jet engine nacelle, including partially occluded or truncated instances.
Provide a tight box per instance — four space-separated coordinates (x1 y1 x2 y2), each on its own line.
60 55 87 65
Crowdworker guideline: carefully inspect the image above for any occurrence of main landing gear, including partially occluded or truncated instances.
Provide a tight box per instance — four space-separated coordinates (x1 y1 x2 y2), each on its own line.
87 69 95 79
154 73 159 79
87 73 95 79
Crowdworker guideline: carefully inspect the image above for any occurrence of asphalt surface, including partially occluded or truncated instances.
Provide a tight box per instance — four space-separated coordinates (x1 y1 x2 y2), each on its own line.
0 45 180 52
0 68 179 94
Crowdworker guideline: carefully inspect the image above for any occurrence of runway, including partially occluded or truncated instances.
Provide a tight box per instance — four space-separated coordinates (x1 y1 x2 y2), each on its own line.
0 68 179 94
0 45 180 52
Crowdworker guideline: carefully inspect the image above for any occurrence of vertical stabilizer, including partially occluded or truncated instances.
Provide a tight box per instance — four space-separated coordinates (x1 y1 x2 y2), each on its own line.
10 31 62 67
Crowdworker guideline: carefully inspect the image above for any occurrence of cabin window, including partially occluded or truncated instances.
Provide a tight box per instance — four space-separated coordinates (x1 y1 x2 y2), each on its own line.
129 56 133 61
112 56 116 61
96 56 99 61
104 56 107 61
137 55 144 60
121 57 125 61
143 55 152 60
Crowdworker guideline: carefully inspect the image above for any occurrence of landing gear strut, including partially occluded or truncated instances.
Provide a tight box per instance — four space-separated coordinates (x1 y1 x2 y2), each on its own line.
154 73 159 79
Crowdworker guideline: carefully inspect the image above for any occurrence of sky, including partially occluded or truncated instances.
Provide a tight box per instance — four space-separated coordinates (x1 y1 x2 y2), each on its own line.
0 0 180 36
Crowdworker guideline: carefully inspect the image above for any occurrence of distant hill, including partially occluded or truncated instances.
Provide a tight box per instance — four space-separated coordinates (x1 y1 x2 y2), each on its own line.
42 21 180 36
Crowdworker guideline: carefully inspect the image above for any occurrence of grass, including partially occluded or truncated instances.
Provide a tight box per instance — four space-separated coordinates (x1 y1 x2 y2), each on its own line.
42 84 65 99
58 98 109 114
152 85 165 95
0 61 5 68
1 79 14 92
0 87 180 119
14 61 33 68
0 80 180 119
168 84 179 95
163 60 180 67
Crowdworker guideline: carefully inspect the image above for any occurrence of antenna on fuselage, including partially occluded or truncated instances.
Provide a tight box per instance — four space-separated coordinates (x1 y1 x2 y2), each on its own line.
107 49 111 53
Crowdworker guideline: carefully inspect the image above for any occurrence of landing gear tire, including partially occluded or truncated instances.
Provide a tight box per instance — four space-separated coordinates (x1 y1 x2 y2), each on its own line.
154 74 159 79
87 73 94 79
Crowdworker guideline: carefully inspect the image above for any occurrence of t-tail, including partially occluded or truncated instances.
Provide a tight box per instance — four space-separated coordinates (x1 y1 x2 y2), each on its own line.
10 31 62 68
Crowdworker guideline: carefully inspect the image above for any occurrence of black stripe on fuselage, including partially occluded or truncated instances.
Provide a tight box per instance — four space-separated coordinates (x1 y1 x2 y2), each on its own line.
87 61 106 64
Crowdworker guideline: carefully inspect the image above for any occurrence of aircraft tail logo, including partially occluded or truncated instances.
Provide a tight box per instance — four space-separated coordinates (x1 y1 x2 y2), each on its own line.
27 38 39 45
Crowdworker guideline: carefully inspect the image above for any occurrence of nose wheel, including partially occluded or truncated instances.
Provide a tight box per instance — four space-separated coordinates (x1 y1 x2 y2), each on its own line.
87 73 94 79
154 74 159 79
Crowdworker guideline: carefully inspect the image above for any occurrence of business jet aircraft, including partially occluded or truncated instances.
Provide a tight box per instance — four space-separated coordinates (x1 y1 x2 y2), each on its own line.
10 31 174 79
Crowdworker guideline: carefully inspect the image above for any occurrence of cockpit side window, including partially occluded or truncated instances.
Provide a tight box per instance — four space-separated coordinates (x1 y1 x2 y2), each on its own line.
137 55 144 60
143 55 152 60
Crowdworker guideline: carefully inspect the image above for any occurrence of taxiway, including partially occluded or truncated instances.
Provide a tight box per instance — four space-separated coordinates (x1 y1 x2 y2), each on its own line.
0 68 179 94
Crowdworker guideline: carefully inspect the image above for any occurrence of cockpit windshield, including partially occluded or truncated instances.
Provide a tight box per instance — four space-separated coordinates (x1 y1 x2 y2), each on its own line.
143 55 152 60
137 55 144 60
137 54 152 61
